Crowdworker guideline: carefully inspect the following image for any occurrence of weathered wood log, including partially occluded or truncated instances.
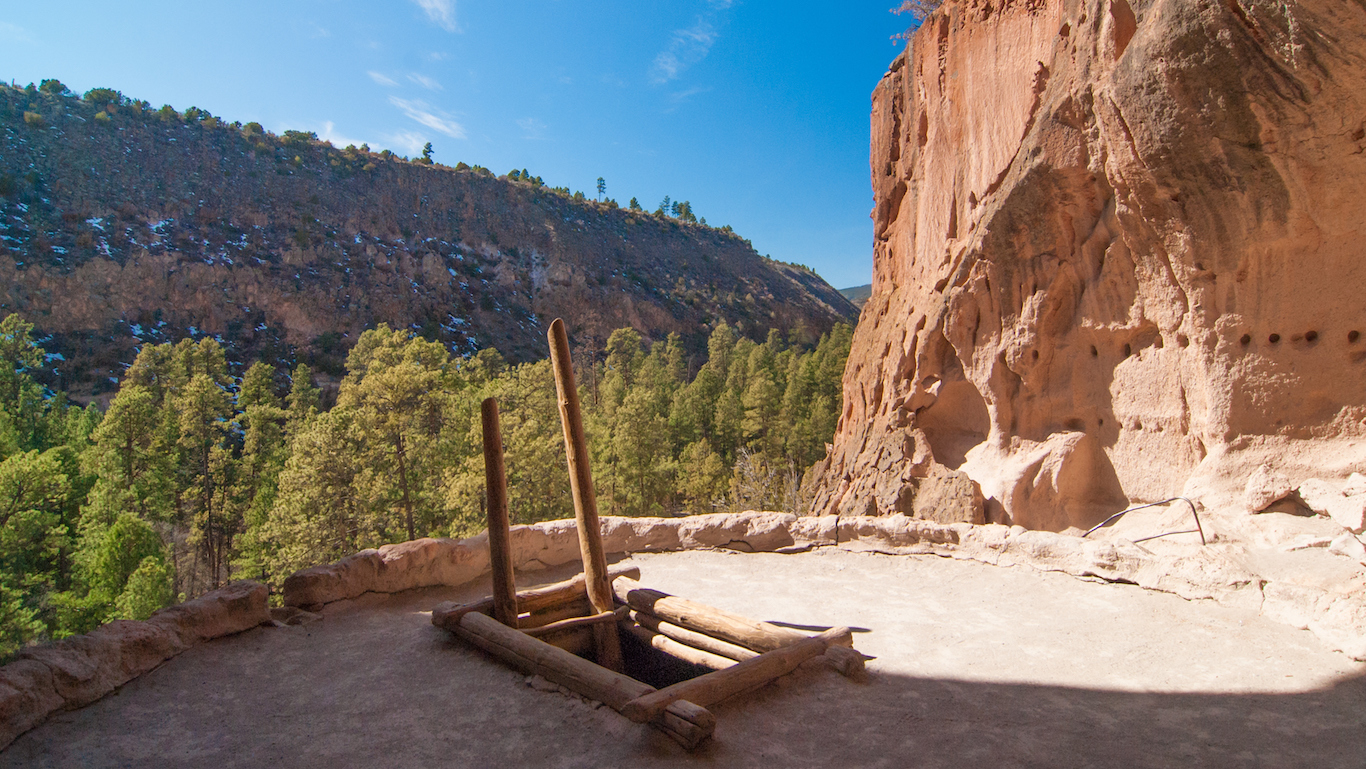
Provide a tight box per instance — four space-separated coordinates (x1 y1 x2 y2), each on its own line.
612 577 853 653
548 318 623 673
431 566 640 628
538 626 593 656
519 598 593 629
524 606 629 638
481 398 518 627
627 609 759 662
656 699 715 749
619 627 850 723
821 643 868 678
452 612 714 748
517 566 638 613
622 620 737 671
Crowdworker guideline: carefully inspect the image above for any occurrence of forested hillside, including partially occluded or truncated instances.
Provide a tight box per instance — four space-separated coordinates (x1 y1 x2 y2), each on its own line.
0 313 850 659
0 80 855 399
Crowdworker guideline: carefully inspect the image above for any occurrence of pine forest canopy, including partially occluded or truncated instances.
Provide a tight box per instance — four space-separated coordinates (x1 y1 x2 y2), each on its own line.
0 313 851 661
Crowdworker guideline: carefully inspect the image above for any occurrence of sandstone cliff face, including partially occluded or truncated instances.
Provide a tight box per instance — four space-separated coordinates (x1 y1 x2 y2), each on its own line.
810 0 1366 529
0 89 854 396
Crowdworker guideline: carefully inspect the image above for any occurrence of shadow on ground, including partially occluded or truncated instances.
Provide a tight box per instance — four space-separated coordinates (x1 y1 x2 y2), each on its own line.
6 553 1365 768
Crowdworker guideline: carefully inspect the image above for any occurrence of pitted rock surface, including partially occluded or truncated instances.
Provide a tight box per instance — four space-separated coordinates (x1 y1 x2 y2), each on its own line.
809 0 1366 530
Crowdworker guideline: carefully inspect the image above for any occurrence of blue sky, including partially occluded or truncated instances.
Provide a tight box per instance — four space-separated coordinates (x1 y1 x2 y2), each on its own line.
0 2 914 289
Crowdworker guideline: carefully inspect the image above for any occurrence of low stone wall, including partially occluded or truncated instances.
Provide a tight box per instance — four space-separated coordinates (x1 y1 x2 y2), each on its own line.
7 510 1366 752
281 512 803 608
0 580 269 751
282 511 1366 663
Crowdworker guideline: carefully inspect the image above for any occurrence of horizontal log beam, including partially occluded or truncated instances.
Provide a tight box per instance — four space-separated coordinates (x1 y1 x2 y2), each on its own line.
623 620 737 671
432 566 640 628
519 598 593 630
523 607 629 638
538 626 593 657
628 609 759 662
611 577 852 653
619 627 849 724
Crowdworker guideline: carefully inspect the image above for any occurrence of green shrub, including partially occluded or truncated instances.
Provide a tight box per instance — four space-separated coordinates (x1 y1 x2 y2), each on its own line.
22 111 43 127
158 105 179 122
94 111 111 124
38 79 68 95
281 130 317 148
83 87 121 106
91 514 166 598
112 557 172 621
0 174 13 198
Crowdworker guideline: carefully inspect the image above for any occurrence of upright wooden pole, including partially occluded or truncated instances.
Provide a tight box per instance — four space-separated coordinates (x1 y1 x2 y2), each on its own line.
481 398 518 628
548 318 624 672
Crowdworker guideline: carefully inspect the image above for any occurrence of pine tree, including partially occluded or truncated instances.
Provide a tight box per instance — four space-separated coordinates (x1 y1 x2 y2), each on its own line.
0 315 54 454
261 409 364 588
231 363 288 582
337 325 454 541
0 449 73 655
285 363 321 434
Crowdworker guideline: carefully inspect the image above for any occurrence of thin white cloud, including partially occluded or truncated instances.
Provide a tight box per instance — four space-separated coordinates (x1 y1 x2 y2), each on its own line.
368 71 399 87
390 96 466 139
662 86 711 114
707 0 735 7
319 121 368 149
413 0 459 32
408 73 443 90
0 21 35 45
425 52 449 62
651 19 719 84
517 118 549 141
381 129 429 156
669 86 709 104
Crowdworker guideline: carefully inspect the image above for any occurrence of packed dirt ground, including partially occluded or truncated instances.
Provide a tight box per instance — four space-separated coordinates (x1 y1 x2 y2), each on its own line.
8 548 1366 768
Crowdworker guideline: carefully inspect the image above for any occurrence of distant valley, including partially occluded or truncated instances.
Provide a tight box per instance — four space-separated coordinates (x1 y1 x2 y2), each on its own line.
839 284 871 309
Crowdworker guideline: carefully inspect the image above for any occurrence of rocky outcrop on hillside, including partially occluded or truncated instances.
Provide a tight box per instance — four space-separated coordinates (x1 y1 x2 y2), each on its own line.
0 87 855 396
809 0 1366 529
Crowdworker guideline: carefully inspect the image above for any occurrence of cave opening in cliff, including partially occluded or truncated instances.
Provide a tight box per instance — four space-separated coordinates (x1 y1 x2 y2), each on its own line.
917 367 990 470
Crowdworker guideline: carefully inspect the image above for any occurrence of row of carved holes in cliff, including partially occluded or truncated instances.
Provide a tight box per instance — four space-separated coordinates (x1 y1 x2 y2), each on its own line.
1238 329 1362 357
918 322 1364 472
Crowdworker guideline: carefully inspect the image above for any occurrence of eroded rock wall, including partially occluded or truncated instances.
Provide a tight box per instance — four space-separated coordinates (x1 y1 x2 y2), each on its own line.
810 0 1366 529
